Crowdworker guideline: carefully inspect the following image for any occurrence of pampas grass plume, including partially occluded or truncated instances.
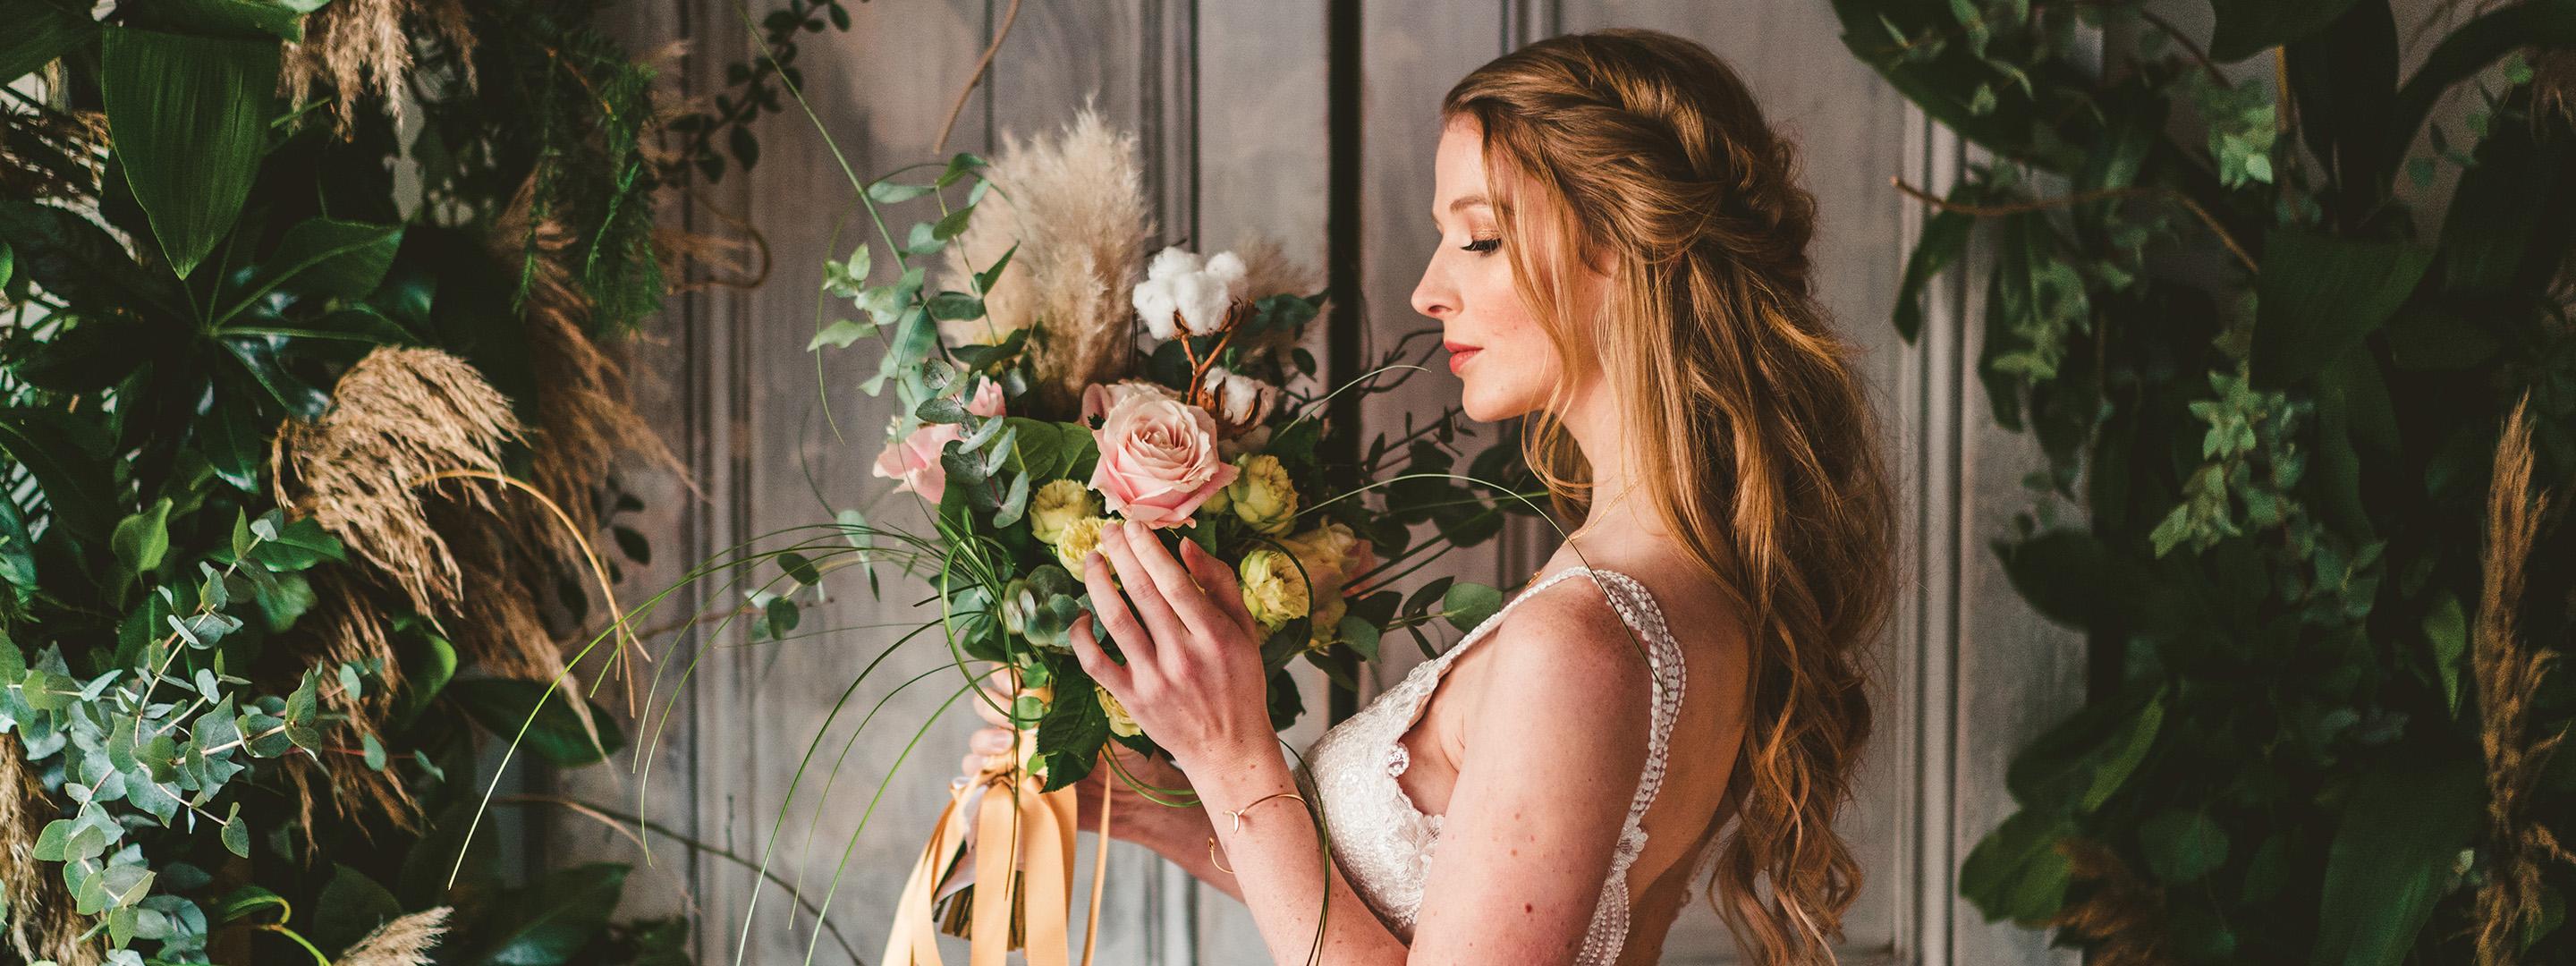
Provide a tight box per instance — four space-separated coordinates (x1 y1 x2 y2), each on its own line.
940 101 1155 411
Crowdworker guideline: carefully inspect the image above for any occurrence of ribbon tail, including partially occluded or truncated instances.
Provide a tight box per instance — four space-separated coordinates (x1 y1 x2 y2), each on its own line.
883 787 969 966
1080 763 1113 966
1018 777 1076 966
970 775 1022 966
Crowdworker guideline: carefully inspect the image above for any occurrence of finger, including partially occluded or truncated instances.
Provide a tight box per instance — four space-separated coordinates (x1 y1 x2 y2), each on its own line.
1124 525 1241 644
1181 539 1258 635
972 668 1016 727
1097 523 1191 657
1068 613 1130 691
971 726 1015 755
1080 548 1155 669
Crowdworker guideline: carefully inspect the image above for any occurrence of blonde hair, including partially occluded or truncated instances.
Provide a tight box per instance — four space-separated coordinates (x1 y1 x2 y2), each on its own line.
1444 29 1897 963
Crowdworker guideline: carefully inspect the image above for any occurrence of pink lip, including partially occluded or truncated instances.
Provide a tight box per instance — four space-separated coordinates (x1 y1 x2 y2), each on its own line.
1445 343 1480 375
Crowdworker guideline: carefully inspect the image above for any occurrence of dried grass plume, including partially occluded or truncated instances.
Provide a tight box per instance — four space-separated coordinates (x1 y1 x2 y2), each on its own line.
2472 392 2572 965
335 906 452 966
3 736 101 966
275 346 520 615
940 102 1155 411
2047 838 2171 966
281 0 476 136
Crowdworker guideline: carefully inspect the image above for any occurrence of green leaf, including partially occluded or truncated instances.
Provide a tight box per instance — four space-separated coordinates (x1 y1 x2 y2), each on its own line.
865 181 929 205
1959 809 2078 925
112 497 174 582
242 513 344 570
392 627 456 729
2248 228 2432 389
220 218 404 319
2138 809 2230 883
1894 207 1973 343
2439 89 2576 295
2005 688 2165 815
470 862 630 966
2207 0 2364 62
0 0 96 81
0 405 117 541
99 27 280 279
806 318 870 351
1035 665 1110 792
2423 593 2467 715
0 201 182 318
2311 758 2482 966
1442 582 1504 631
122 0 315 40
219 805 250 858
450 678 626 767
312 864 402 954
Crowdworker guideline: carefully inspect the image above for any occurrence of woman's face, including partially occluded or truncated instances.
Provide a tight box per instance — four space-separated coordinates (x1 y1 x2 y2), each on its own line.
1411 115 1607 423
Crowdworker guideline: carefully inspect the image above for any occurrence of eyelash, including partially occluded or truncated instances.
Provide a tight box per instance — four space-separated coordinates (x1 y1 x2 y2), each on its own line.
1462 236 1502 254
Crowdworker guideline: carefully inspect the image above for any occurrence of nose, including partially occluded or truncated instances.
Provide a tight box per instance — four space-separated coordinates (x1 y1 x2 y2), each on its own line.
1410 253 1456 322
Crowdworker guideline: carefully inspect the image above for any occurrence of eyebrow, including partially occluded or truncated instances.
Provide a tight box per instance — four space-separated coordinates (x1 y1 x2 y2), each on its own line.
1429 193 1492 224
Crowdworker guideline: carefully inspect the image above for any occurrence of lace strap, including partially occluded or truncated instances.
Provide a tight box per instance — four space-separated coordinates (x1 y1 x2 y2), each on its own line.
1592 571 1685 872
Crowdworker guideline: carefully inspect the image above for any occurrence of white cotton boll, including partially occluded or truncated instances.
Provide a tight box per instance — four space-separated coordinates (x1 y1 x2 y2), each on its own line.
1134 246 1211 340
1172 275 1229 336
1148 246 1203 280
1204 366 1280 428
1133 275 1182 340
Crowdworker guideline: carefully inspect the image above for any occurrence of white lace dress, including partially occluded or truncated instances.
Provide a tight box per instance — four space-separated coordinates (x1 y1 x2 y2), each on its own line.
1298 566 1724 963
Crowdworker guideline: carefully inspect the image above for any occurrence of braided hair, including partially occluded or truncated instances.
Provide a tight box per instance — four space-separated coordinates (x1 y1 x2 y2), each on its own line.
1442 29 1896 965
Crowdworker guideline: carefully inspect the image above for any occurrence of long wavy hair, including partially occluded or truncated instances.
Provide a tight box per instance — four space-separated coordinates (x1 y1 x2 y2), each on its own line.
1443 29 1897 963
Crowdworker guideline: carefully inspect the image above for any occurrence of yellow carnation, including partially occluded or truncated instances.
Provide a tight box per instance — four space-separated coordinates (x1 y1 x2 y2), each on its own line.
1053 516 1113 572
1030 479 1102 545
1097 685 1140 738
1237 548 1311 630
1225 454 1299 535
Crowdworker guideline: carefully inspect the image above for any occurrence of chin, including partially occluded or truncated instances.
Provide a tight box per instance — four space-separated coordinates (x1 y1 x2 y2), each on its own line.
1457 382 1538 423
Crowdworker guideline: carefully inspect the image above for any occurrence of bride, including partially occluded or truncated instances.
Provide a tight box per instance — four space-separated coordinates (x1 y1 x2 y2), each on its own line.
960 27 1894 965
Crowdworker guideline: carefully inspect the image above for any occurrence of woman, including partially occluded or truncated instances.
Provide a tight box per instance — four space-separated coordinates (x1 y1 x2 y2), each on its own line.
961 28 1894 965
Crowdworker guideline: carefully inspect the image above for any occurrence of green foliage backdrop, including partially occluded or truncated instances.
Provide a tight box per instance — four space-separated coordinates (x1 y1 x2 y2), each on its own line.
1836 1 2575 962
0 0 880 962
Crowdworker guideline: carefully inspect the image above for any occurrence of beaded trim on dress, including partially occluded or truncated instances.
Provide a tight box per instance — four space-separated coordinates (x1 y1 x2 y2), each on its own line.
1298 565 1716 963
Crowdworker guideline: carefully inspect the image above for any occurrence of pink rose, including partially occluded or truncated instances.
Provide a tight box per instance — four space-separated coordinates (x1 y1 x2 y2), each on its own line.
873 421 962 502
1080 378 1180 428
966 378 1007 418
1088 395 1239 529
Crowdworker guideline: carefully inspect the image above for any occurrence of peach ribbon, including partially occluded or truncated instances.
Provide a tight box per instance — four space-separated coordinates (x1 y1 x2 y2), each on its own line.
881 729 1114 966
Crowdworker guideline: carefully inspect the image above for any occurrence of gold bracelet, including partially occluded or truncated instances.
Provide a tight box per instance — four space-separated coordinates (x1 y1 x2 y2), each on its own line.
1208 791 1308 874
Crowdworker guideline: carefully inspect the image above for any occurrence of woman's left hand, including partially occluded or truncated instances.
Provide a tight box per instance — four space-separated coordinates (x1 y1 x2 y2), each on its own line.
1071 520 1275 772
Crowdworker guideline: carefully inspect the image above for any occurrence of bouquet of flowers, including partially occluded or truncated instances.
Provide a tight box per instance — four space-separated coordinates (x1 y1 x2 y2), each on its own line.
812 110 1435 965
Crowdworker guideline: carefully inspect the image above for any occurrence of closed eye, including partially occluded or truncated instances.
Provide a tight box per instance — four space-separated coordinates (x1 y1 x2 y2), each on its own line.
1462 236 1501 254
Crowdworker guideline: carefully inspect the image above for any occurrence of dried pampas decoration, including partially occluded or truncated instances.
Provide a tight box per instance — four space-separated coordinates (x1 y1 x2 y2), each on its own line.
2472 393 2571 965
3 736 100 966
280 0 476 136
1228 233 1332 370
275 347 520 616
2047 838 2170 966
335 906 452 966
940 103 1155 411
0 101 106 202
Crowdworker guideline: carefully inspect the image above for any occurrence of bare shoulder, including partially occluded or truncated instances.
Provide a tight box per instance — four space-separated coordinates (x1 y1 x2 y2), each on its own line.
1448 572 1657 735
